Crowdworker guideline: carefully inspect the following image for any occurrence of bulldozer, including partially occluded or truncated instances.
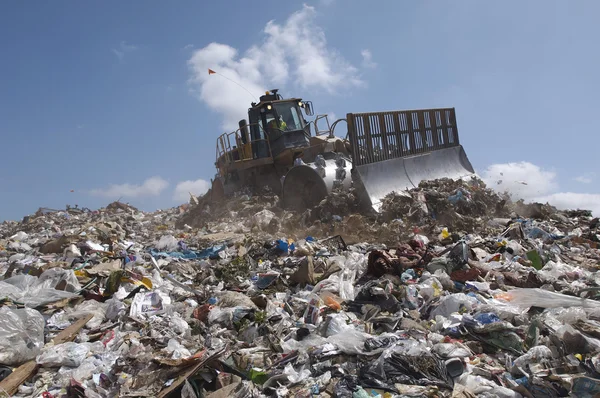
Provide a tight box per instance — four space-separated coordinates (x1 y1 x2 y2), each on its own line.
209 89 476 212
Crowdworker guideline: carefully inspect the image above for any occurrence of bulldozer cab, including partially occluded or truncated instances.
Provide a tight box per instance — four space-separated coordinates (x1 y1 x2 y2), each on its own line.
248 90 313 160
213 90 316 184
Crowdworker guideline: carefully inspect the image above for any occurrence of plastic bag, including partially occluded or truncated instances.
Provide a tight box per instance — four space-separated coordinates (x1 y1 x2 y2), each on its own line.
360 344 453 390
208 307 235 327
164 339 191 360
283 363 311 383
324 313 353 337
455 374 522 397
252 209 275 230
0 270 80 307
37 342 90 367
512 345 554 371
544 307 587 326
105 298 126 321
430 293 478 319
155 235 179 251
0 307 45 365
418 277 444 302
432 343 471 358
554 325 600 354
48 300 107 330
497 288 600 310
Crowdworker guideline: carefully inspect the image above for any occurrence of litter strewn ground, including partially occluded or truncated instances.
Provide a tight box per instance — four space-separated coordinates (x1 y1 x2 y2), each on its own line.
1 178 600 397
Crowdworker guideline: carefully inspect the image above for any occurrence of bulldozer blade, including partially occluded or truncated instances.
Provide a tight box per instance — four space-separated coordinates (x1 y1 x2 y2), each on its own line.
346 108 476 211
354 145 476 211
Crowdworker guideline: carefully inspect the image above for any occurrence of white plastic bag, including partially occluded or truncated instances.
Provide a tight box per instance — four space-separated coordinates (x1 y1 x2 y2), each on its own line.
284 363 311 383
37 342 90 367
430 293 478 319
0 307 45 365
455 374 522 398
432 343 471 358
48 300 107 329
512 345 554 370
164 339 191 360
0 268 80 307
155 235 179 251
251 209 275 230
498 288 600 310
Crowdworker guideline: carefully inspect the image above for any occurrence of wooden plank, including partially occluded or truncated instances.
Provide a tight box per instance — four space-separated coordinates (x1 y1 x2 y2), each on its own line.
156 347 226 398
0 361 37 397
53 313 94 344
156 361 204 398
0 314 93 396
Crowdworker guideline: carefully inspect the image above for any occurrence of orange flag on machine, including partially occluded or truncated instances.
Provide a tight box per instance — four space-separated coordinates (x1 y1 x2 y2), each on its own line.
208 69 216 75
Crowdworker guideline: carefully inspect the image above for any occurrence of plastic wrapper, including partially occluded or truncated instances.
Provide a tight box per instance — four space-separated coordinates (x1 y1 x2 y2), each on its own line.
360 344 453 390
537 260 586 283
37 342 90 367
208 307 235 327
0 307 45 365
430 293 479 319
497 288 600 310
417 277 444 302
164 339 191 359
155 235 180 251
105 298 126 321
543 307 587 328
251 209 275 230
324 313 354 337
0 269 80 307
283 363 311 383
455 374 522 397
554 325 600 354
512 345 554 371
432 343 471 358
48 299 107 329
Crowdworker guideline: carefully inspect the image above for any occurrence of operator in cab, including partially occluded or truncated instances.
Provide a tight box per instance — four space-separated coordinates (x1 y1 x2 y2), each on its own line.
266 115 287 138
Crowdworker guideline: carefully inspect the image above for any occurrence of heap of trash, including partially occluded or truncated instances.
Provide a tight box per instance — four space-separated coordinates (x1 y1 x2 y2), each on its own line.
1 177 600 398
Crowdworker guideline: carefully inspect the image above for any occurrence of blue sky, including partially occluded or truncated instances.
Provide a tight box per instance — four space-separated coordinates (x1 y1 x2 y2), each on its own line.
1 0 599 221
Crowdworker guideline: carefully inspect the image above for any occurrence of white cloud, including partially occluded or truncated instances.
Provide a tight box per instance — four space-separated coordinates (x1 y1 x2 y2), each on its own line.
361 49 377 69
481 161 558 200
112 41 138 61
483 161 599 215
187 5 364 130
183 44 194 50
534 192 600 215
173 179 211 202
575 173 595 184
89 176 168 198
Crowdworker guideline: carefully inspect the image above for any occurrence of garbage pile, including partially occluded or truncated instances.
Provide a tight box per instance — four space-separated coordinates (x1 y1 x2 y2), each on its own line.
1 179 600 397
